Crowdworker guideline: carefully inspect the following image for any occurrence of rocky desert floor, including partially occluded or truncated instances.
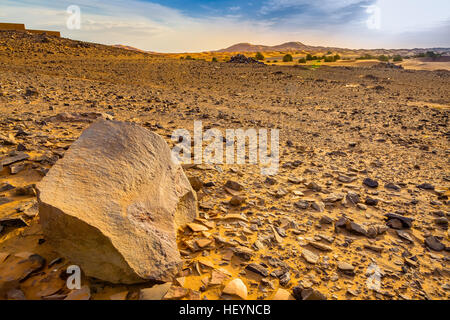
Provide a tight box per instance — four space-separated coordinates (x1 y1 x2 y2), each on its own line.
0 31 449 300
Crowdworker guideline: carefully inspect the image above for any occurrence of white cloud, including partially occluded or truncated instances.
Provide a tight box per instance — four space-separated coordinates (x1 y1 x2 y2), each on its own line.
260 0 369 14
0 0 278 52
0 0 448 51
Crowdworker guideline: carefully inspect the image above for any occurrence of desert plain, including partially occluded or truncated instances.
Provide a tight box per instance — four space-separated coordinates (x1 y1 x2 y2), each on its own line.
0 30 449 300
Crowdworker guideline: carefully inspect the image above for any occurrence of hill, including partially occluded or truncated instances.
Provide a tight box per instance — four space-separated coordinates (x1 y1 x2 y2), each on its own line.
217 41 450 57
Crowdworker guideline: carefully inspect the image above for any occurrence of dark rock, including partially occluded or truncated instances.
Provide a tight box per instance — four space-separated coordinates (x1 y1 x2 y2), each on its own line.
228 54 265 65
385 213 413 229
345 221 367 236
425 236 445 251
203 181 215 187
335 216 348 229
292 285 304 300
279 271 291 286
264 177 277 185
6 288 26 300
294 200 309 209
320 215 333 224
188 176 203 191
232 247 254 261
0 217 27 228
346 192 360 205
245 263 269 277
1 152 29 166
365 197 378 206
300 288 327 300
0 183 15 192
434 217 448 227
385 183 401 191
363 178 379 188
417 183 434 190
230 195 245 206
0 197 13 205
224 180 244 191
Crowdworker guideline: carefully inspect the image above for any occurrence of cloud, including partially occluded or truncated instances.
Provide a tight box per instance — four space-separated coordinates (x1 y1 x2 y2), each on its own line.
260 0 374 16
1 0 270 51
0 0 448 51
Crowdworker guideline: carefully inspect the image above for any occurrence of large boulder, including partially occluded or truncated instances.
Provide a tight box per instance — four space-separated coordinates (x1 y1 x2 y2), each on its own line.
37 120 197 284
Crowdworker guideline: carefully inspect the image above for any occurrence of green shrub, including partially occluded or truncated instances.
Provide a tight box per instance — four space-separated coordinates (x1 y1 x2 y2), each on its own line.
255 52 265 61
212 57 218 62
306 53 313 61
185 55 194 60
283 54 293 62
298 57 307 63
357 54 376 60
378 55 389 62
425 51 441 60
393 55 403 62
334 54 341 61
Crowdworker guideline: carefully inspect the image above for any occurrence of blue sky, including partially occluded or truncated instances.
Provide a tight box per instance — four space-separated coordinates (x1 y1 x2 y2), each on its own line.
1 0 449 52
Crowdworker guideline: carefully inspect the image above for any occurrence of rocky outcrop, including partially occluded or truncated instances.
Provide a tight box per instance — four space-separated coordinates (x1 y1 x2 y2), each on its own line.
37 120 197 284
228 54 264 65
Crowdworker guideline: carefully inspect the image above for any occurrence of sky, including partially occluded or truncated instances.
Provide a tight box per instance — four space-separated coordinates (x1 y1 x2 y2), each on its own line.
1 0 449 52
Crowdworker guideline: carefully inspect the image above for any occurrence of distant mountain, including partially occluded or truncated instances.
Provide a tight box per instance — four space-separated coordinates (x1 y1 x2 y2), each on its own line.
113 44 152 53
217 41 341 53
217 41 450 56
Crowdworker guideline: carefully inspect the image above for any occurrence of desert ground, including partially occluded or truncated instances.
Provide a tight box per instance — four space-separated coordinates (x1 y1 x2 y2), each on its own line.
0 31 449 300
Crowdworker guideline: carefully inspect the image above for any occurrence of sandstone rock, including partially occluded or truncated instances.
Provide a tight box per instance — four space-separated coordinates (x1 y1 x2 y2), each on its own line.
163 286 189 300
296 287 327 300
139 283 172 300
302 249 319 264
37 120 197 284
188 176 203 191
65 285 91 300
230 195 246 206
272 288 294 300
0 253 45 297
210 269 230 285
187 223 209 232
222 278 247 299
309 241 332 252
338 262 355 276
44 112 113 123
